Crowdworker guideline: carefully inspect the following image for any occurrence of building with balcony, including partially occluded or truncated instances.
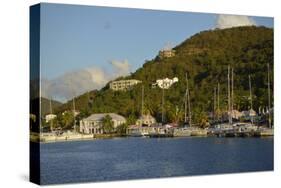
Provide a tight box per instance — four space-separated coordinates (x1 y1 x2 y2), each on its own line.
109 79 142 91
79 113 126 134
158 49 176 59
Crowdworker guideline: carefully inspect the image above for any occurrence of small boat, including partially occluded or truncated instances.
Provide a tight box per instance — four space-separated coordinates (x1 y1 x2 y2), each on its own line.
173 127 192 137
208 123 234 137
148 126 173 138
127 125 149 137
255 127 274 137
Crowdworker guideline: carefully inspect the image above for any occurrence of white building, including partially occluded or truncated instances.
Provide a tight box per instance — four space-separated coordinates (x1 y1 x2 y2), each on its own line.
45 114 57 123
80 113 126 134
109 79 142 91
136 114 156 126
158 49 176 58
241 109 257 118
230 110 243 119
152 77 179 89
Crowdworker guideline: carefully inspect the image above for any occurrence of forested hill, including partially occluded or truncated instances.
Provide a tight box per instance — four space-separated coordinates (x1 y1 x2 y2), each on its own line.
56 26 273 125
41 97 62 116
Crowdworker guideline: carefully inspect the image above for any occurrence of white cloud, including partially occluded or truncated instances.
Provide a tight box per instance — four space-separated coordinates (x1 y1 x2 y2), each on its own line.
41 67 109 102
41 60 132 102
216 14 256 29
109 59 131 77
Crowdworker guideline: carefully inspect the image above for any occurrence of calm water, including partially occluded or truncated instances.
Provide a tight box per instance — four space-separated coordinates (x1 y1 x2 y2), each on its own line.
39 137 273 185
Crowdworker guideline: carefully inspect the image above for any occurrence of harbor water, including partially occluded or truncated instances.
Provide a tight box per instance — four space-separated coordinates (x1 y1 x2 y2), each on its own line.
38 137 273 185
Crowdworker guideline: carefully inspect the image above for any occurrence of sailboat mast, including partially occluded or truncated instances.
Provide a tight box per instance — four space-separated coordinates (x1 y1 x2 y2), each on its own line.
87 90 90 108
231 68 234 123
140 85 144 126
161 83 165 124
228 66 232 124
267 63 271 128
249 75 253 110
249 75 254 125
40 99 42 136
49 97 53 131
72 94 76 132
186 77 192 127
184 73 188 123
141 85 144 117
217 82 220 122
214 87 216 121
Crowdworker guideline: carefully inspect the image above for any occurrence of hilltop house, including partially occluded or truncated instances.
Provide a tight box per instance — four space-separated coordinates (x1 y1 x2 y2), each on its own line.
109 79 142 91
79 113 126 134
158 49 176 58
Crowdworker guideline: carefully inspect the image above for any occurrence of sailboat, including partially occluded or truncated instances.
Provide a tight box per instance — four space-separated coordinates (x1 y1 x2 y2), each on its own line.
173 73 207 137
128 85 151 137
209 66 237 136
255 63 274 136
174 73 192 136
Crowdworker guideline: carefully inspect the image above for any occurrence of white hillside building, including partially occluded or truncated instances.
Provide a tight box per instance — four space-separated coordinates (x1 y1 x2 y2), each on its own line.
153 77 179 89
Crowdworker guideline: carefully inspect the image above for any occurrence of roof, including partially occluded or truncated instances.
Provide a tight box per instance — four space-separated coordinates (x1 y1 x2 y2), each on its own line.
138 114 156 121
111 79 141 83
242 109 257 116
82 113 126 122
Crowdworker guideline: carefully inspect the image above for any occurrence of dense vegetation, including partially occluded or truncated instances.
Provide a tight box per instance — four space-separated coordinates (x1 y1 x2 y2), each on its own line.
41 97 62 116
54 26 273 128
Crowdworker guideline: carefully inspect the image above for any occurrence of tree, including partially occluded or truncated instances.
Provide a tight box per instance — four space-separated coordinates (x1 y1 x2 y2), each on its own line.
193 107 209 128
101 115 114 134
116 123 128 135
167 105 184 124
126 114 137 125
59 111 74 130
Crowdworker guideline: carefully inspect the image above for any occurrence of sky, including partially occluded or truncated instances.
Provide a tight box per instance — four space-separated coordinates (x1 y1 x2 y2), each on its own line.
38 3 273 102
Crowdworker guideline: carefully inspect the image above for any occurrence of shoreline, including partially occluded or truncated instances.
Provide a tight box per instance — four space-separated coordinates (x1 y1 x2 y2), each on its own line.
30 132 273 143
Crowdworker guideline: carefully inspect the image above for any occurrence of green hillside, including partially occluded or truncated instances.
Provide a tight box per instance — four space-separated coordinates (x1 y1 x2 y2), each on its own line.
57 26 273 127
41 97 62 116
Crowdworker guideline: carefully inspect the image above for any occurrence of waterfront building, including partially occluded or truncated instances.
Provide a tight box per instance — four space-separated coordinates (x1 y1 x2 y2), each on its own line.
109 79 142 91
230 110 243 119
45 114 57 123
220 110 243 121
79 113 126 134
241 109 257 118
136 114 156 126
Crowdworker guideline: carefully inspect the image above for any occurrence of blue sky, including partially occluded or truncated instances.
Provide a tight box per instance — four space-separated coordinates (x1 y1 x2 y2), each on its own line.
39 3 273 101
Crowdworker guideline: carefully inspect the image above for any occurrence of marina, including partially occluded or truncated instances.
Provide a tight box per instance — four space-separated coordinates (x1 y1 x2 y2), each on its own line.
32 124 273 143
31 60 274 143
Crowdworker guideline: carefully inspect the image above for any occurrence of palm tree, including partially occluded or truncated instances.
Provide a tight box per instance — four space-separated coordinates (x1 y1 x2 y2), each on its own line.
60 111 74 130
143 103 153 115
168 105 184 124
101 115 114 134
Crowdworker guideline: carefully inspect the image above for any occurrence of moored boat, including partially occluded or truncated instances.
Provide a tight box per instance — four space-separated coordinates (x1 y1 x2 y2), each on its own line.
173 127 192 137
254 127 274 137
